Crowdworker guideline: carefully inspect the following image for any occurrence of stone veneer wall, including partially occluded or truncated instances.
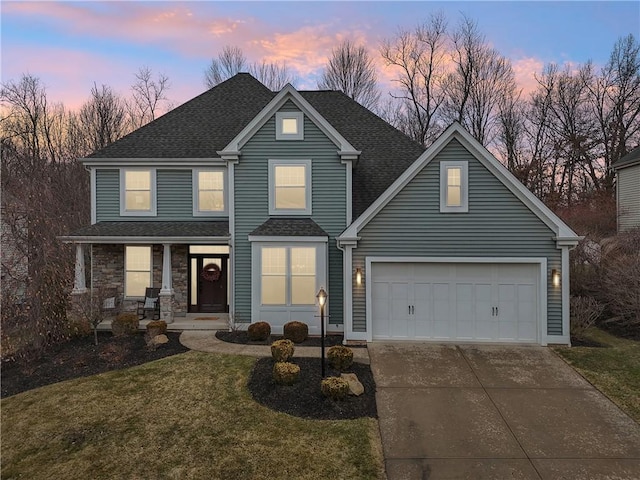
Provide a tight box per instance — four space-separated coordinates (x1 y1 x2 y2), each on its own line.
91 244 188 315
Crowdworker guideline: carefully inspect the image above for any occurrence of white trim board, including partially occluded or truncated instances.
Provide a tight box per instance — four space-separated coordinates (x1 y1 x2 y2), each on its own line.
59 236 231 244
358 256 555 346
218 84 360 160
339 123 580 247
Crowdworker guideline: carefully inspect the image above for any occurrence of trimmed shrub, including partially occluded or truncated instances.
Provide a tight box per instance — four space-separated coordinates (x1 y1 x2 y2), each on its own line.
327 345 354 371
271 339 294 362
273 362 300 385
283 321 308 343
570 296 604 338
146 320 167 339
321 377 350 400
112 313 139 337
248 321 271 341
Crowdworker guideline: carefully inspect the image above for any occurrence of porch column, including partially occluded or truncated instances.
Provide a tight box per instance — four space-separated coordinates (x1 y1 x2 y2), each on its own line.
160 243 173 295
71 243 87 294
159 243 174 324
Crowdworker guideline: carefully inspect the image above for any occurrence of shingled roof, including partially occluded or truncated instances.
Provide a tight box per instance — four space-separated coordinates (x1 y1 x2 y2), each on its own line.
613 146 640 169
86 74 425 218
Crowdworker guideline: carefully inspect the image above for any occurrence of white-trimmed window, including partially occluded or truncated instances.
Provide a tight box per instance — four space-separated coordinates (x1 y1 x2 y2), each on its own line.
193 169 226 215
269 159 312 215
276 112 304 140
261 246 317 305
440 161 468 213
125 246 152 297
120 169 156 216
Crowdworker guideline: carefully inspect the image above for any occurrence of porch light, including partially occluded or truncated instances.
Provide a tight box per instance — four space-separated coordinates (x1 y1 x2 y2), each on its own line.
355 268 363 286
317 287 327 377
552 269 560 287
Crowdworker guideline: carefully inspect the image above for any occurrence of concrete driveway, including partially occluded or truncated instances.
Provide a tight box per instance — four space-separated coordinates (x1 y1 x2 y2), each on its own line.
368 343 640 479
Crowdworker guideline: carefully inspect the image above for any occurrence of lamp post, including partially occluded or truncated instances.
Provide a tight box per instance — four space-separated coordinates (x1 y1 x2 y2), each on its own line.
317 287 327 378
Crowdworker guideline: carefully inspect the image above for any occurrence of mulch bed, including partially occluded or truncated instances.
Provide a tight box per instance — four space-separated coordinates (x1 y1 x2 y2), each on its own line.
247 356 377 420
215 330 358 348
1 332 188 398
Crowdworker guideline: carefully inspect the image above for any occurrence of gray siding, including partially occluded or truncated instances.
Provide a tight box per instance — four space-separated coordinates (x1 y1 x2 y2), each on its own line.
234 101 347 324
96 169 119 221
618 164 640 231
157 170 193 220
95 168 226 222
354 138 562 335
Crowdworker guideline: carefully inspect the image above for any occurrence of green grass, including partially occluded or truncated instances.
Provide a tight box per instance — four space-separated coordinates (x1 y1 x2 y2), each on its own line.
1 351 384 480
554 328 640 422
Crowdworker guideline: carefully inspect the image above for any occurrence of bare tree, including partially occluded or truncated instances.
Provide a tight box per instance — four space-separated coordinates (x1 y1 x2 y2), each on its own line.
204 46 297 90
318 39 380 109
380 12 448 145
79 83 128 152
204 46 247 88
583 34 640 193
442 16 517 146
249 60 296 91
128 66 170 128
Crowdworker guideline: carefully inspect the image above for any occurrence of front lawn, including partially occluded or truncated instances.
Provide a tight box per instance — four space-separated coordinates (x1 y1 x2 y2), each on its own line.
1 351 384 480
554 328 640 422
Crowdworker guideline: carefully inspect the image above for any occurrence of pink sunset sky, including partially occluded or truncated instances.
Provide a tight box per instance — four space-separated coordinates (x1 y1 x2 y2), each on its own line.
2 1 638 111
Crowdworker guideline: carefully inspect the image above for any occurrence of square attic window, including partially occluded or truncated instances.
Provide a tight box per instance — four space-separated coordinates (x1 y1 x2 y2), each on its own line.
276 112 304 140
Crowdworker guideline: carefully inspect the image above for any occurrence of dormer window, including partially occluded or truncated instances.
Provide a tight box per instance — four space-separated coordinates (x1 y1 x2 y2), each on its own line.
440 161 468 213
276 112 304 140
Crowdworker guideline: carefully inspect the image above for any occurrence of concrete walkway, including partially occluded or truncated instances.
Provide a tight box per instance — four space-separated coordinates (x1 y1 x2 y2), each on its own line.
179 330 370 363
369 343 640 480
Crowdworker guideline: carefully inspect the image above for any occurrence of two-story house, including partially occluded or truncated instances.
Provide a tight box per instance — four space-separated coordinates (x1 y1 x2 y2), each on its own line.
63 73 580 345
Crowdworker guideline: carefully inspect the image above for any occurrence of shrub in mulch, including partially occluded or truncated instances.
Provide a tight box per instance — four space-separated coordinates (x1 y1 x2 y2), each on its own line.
248 321 271 341
247 357 377 420
112 313 140 337
321 377 350 400
272 362 300 385
283 321 309 343
271 339 295 362
327 345 354 371
146 320 167 339
1 332 188 398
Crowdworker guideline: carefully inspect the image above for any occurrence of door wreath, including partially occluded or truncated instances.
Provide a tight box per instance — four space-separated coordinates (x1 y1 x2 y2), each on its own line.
201 263 221 282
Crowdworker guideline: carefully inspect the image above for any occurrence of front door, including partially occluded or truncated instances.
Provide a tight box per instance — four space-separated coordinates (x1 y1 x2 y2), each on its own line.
189 255 229 313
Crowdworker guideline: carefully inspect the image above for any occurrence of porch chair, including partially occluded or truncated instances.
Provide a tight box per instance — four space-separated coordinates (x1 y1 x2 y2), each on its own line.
101 287 122 317
136 287 161 320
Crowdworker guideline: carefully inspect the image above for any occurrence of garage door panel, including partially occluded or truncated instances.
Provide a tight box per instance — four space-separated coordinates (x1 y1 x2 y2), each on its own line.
372 282 390 338
413 282 433 338
390 283 411 338
432 283 452 338
370 261 540 343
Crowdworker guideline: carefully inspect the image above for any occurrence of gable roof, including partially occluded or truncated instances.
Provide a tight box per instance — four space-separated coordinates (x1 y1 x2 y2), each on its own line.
613 146 640 170
83 73 425 216
339 122 580 245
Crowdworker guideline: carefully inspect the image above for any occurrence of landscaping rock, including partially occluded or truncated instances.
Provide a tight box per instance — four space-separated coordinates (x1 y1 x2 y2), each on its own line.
147 334 169 348
341 373 364 396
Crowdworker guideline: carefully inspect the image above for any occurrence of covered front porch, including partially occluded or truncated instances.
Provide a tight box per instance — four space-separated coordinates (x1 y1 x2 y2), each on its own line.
62 221 233 330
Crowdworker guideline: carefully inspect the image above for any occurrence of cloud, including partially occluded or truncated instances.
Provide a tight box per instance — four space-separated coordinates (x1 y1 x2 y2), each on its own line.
511 57 545 97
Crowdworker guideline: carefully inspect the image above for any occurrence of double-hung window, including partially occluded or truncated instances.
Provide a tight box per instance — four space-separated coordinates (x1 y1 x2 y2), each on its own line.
125 246 152 297
440 161 468 213
121 169 156 216
193 169 225 215
269 159 312 215
261 246 317 306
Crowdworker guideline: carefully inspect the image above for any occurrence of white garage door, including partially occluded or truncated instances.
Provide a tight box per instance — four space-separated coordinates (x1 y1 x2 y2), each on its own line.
371 262 539 343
